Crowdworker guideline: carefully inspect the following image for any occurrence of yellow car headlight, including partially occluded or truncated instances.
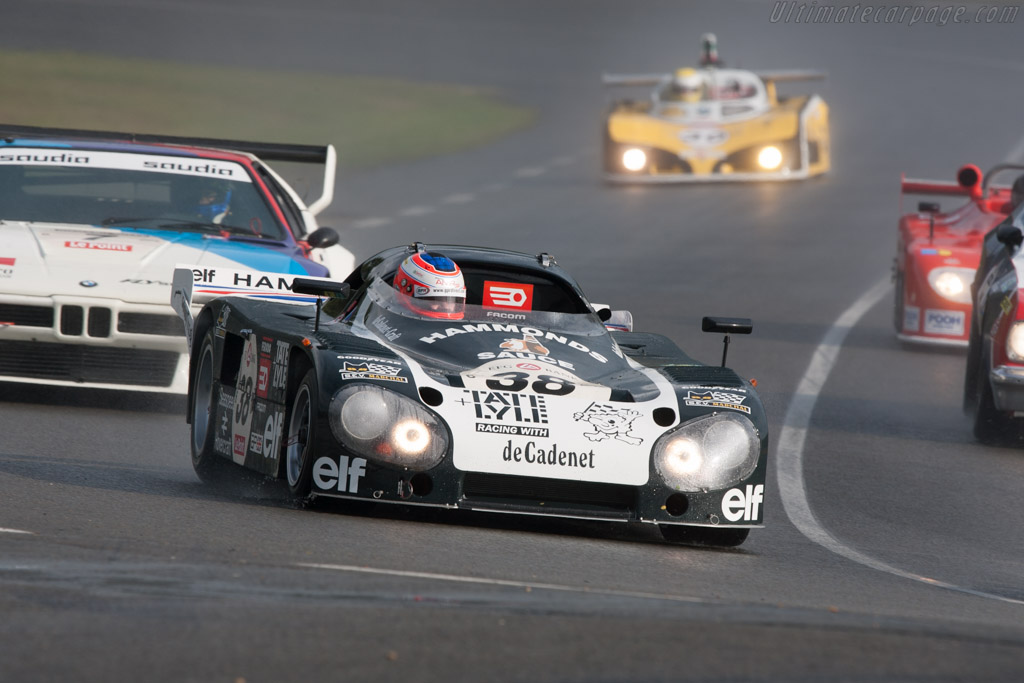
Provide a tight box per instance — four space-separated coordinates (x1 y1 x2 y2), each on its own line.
757 146 783 170
622 148 647 172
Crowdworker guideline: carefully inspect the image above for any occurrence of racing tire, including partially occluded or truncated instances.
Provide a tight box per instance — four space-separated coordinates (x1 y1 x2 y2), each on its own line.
190 329 231 482
892 270 904 335
659 524 750 548
972 356 1017 446
285 368 318 500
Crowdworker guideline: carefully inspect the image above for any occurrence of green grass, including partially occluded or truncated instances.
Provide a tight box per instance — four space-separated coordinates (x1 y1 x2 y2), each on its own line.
0 50 535 169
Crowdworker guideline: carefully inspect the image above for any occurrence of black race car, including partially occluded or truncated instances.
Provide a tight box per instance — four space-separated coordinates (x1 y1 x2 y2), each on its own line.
173 243 767 546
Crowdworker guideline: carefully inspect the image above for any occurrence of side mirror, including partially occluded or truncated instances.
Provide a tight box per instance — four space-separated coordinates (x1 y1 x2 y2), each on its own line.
597 308 612 322
291 278 351 333
702 316 752 367
306 226 340 249
918 201 940 213
996 222 1023 249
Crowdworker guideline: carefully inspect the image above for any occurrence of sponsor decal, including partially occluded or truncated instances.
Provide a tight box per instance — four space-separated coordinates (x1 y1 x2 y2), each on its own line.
476 423 549 437
65 241 132 252
232 334 259 464
923 309 964 336
456 389 549 424
573 403 642 445
0 149 252 181
339 359 408 383
679 128 728 147
271 340 289 391
483 281 534 310
486 311 526 321
0 258 14 266
0 257 13 279
500 334 549 356
903 305 920 333
722 484 764 522
313 455 367 493
419 324 608 363
502 440 595 469
0 152 90 164
261 409 284 460
1001 296 1014 316
338 354 402 365
120 278 170 286
214 386 234 456
920 248 952 256
372 314 401 341
215 305 231 338
257 337 273 399
476 351 576 370
684 390 751 414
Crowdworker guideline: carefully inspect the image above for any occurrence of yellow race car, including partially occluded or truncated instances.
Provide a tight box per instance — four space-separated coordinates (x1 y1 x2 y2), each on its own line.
602 52 830 183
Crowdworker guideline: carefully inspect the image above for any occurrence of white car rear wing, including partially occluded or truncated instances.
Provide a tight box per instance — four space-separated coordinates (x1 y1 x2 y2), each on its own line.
171 265 336 353
0 123 336 217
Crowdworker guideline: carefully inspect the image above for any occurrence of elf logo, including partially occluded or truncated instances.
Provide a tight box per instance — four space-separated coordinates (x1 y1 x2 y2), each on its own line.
721 484 763 522
484 281 533 310
313 455 367 493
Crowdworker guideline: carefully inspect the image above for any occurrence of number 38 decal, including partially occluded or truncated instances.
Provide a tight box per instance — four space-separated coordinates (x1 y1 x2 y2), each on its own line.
485 371 574 396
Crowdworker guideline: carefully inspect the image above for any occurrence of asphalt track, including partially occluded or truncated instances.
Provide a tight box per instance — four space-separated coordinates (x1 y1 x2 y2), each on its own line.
2 1 1024 681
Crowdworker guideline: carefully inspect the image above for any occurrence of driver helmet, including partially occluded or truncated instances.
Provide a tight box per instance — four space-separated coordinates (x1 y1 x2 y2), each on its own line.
392 252 466 320
196 185 232 223
671 68 704 103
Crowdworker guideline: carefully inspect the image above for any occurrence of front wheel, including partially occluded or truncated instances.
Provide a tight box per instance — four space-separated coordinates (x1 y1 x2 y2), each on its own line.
972 358 1016 445
660 525 750 548
190 329 230 482
285 368 318 499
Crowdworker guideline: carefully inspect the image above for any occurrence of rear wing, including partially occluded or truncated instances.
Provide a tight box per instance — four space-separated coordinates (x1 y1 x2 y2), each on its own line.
754 70 827 83
601 73 666 87
0 123 336 215
898 164 1022 201
171 265 340 353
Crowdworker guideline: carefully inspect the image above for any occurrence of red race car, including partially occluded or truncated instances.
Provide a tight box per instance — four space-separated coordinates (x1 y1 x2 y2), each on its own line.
893 164 1024 347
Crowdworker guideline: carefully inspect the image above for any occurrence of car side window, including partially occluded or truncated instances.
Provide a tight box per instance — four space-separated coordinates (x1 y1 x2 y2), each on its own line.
255 164 307 237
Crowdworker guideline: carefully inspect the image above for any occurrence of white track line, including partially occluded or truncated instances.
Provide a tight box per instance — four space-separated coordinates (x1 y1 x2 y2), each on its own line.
0 528 34 535
776 275 1024 606
298 562 707 604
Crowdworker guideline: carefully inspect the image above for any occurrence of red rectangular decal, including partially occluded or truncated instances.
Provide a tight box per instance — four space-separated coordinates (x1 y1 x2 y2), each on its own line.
0 258 15 266
64 241 133 252
483 281 533 310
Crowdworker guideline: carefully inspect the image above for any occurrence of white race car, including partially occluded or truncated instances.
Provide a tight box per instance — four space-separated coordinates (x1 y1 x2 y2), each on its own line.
0 124 354 393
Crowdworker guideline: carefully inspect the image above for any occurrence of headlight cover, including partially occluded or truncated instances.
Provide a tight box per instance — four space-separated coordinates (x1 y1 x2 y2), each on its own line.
927 267 974 304
1007 322 1024 362
329 384 448 470
653 412 759 491
622 148 647 172
757 145 782 170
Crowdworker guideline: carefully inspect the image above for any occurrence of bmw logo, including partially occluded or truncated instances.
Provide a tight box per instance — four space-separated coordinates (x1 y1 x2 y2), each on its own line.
79 280 98 288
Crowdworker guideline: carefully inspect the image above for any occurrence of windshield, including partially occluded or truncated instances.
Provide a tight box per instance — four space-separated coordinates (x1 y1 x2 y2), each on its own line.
360 279 608 336
0 148 289 241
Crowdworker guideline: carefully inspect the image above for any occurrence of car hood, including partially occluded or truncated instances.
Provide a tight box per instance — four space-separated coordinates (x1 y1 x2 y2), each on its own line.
0 221 319 305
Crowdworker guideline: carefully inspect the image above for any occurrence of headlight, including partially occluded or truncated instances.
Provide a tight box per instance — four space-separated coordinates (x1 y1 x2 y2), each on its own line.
329 384 448 470
622 148 647 172
927 267 974 304
1007 322 1024 361
653 413 759 491
757 146 782 170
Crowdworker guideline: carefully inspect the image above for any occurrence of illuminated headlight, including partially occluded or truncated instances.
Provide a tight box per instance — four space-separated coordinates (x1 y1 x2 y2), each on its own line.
622 148 647 172
927 267 974 304
757 145 783 170
653 413 759 491
1007 322 1024 361
329 385 448 470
